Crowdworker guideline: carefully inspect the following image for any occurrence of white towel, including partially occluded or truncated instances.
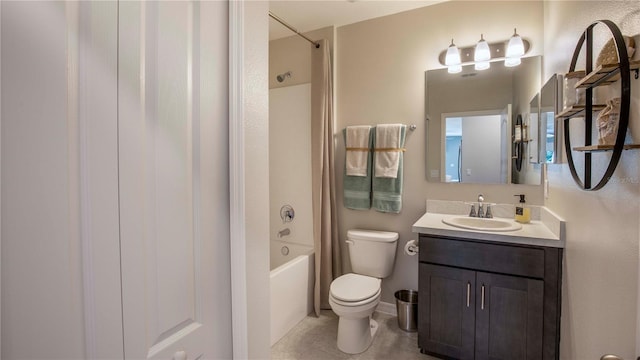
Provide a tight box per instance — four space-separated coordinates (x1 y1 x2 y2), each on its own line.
345 126 371 177
375 124 403 178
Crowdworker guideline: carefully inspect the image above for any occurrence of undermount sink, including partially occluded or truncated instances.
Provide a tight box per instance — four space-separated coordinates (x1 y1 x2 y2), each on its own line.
442 216 523 232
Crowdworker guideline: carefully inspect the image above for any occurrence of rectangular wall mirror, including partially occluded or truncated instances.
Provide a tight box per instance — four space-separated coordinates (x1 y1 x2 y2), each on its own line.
539 74 564 164
425 55 542 185
529 93 540 164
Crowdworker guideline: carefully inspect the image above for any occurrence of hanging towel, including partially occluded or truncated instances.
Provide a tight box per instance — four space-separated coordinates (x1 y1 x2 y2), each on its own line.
374 124 404 178
343 128 373 210
345 126 372 176
373 125 406 213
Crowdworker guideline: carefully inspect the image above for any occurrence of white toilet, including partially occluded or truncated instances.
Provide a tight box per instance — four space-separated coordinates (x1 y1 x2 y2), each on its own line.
329 229 398 354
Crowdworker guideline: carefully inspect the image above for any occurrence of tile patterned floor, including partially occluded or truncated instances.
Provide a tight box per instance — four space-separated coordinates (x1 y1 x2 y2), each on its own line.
271 310 440 360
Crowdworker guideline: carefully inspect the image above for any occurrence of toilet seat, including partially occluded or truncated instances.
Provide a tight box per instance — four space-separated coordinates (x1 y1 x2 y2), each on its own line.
329 288 381 307
330 273 381 305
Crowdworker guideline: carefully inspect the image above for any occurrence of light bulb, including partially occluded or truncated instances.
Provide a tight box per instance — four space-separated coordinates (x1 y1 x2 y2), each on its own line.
445 39 461 66
474 34 491 63
475 61 490 71
506 28 525 58
504 57 521 67
448 64 462 74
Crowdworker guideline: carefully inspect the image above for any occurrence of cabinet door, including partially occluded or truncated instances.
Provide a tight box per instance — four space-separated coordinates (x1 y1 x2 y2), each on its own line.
475 272 543 360
419 264 476 360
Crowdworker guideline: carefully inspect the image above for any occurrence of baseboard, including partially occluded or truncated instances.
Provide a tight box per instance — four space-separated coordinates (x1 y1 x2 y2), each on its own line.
375 301 397 316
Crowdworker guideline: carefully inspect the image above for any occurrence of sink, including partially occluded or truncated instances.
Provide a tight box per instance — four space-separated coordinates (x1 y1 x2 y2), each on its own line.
442 216 523 232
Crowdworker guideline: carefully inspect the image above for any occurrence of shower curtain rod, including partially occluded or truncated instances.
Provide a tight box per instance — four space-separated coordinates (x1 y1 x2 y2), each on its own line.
269 11 320 48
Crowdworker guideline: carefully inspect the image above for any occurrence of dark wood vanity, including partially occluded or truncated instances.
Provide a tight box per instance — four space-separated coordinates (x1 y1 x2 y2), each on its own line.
417 234 563 360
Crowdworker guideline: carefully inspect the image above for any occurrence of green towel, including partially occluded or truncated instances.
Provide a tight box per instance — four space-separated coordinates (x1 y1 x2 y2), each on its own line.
343 129 373 210
372 126 406 213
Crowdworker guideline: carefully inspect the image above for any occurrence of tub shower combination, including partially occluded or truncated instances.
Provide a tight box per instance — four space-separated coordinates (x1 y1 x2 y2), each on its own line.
269 82 314 345
269 239 314 346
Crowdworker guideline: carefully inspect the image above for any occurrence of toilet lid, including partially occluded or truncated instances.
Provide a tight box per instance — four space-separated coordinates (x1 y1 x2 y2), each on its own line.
330 273 381 302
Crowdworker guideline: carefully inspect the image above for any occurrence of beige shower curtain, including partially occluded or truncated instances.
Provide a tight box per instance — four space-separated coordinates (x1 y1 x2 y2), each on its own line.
311 39 341 316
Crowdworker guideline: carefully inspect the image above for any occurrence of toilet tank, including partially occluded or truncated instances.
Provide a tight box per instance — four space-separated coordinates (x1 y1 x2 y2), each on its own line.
346 229 399 278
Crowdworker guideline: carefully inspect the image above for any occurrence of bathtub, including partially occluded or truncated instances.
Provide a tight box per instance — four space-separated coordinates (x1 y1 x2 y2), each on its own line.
270 240 315 346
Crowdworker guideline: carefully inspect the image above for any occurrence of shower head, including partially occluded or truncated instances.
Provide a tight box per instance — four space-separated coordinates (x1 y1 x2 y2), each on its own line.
276 71 292 83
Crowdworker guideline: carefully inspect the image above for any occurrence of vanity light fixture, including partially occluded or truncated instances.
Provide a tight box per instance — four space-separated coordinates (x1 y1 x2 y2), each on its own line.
445 39 462 74
474 34 491 71
438 29 531 72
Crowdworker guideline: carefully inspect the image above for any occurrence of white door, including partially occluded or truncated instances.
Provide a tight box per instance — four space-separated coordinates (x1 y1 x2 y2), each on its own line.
118 1 232 359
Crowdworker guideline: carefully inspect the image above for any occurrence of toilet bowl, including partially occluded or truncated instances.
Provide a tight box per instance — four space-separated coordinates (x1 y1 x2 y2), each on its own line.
329 273 382 354
328 229 398 354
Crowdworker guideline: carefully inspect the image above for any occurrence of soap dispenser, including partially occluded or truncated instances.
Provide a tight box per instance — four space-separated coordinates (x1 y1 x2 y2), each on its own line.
514 194 531 223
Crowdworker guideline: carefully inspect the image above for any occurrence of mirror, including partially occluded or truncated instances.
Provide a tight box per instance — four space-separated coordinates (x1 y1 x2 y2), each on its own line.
539 74 564 164
529 93 540 164
425 55 542 185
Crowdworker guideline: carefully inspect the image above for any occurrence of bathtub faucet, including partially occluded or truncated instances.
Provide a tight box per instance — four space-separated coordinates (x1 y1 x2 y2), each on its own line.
278 228 291 238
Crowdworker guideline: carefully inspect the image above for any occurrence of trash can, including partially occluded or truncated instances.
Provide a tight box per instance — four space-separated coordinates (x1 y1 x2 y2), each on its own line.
395 289 418 332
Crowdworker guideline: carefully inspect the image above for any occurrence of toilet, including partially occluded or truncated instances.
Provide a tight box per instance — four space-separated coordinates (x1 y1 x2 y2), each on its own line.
329 229 399 354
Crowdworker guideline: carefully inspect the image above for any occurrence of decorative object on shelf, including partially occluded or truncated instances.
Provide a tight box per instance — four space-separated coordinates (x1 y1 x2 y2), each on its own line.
562 19 637 191
563 71 586 110
596 36 635 67
438 30 531 73
597 97 621 145
514 114 524 172
514 123 523 142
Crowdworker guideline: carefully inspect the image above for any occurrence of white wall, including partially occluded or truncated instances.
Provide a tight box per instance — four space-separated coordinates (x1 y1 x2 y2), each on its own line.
269 84 313 249
542 1 640 358
233 1 271 358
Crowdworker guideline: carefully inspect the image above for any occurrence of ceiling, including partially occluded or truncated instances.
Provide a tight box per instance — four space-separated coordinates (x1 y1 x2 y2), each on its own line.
269 0 446 40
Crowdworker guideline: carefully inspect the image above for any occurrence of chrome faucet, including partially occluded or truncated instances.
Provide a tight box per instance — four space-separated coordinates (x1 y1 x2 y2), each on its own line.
469 194 492 218
277 228 291 238
477 194 485 218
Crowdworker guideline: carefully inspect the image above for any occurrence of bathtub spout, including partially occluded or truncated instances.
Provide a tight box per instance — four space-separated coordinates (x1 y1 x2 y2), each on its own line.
277 228 291 238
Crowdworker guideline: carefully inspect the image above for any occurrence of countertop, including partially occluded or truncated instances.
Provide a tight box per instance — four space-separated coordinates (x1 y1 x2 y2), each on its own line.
412 212 565 248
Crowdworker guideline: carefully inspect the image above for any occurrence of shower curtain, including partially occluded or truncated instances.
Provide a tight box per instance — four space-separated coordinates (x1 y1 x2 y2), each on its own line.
311 39 341 315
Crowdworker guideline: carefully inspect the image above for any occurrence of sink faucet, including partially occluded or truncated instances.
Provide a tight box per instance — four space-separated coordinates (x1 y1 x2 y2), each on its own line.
469 194 492 218
477 194 485 218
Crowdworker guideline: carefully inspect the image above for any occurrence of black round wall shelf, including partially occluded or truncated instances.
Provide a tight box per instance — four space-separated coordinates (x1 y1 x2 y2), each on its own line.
559 19 638 191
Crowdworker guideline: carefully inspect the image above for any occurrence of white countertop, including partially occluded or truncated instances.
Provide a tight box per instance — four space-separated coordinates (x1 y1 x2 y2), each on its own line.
412 212 565 248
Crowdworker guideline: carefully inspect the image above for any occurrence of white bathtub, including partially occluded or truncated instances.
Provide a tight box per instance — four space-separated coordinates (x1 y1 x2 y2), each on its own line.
270 240 315 346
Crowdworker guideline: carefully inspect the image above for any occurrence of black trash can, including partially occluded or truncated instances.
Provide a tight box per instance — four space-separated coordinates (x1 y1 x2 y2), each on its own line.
395 289 418 332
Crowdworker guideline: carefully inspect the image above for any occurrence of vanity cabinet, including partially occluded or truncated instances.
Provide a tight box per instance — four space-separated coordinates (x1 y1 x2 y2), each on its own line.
418 235 563 360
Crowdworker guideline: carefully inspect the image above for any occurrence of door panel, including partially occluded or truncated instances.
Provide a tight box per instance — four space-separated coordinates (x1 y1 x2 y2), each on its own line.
118 1 230 358
419 264 475 360
475 272 543 360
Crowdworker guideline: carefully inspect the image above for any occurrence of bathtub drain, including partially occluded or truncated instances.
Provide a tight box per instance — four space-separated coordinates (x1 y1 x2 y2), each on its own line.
281 246 290 256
